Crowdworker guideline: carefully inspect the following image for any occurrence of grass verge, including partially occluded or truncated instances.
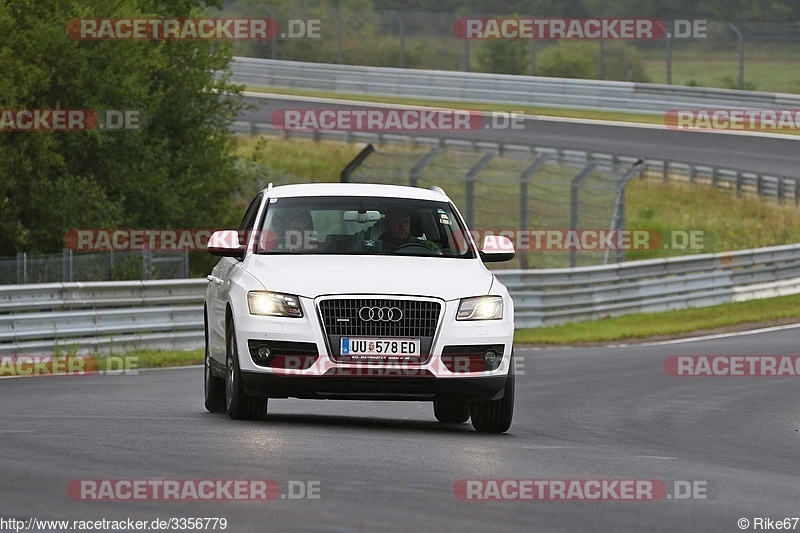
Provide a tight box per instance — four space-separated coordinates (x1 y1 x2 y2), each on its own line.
514 294 800 345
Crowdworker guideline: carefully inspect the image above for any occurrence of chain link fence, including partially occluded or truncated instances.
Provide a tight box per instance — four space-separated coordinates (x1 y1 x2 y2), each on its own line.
342 144 643 269
218 3 800 93
0 250 189 285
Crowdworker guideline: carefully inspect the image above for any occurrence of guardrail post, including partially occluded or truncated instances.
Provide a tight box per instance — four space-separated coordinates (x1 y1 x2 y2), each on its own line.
570 163 597 268
711 166 718 187
663 161 669 182
465 153 495 228
795 179 800 206
689 165 696 184
756 174 763 196
736 171 743 197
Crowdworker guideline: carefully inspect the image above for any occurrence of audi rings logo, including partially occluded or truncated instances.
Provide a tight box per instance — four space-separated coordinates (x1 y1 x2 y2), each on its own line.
358 306 403 322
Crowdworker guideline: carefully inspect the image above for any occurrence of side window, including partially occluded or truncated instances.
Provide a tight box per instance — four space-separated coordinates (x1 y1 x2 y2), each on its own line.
238 194 263 246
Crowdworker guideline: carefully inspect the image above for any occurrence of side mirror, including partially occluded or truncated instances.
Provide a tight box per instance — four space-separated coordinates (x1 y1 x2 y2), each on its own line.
479 235 515 263
207 230 245 259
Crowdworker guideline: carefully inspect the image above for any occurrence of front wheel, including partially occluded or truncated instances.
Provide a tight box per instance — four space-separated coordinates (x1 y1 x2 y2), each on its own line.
470 352 515 433
226 320 267 420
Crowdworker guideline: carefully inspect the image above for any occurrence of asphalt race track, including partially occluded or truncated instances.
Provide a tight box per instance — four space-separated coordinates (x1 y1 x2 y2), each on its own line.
241 94 800 178
3 95 799 532
2 327 799 532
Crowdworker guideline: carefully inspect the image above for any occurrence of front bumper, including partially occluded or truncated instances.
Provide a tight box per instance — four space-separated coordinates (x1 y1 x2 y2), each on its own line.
232 294 515 401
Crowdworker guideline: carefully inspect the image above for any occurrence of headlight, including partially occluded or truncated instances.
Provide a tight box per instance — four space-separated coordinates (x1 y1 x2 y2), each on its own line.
457 296 503 321
248 291 303 318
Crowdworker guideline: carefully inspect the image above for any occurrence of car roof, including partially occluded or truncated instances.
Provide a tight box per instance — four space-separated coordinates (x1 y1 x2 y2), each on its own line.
261 182 451 202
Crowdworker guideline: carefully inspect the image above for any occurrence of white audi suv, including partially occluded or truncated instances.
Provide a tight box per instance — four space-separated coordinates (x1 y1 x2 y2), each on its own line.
204 182 516 433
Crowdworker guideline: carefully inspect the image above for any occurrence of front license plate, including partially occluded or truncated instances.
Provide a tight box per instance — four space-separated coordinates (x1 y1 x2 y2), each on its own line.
340 338 421 358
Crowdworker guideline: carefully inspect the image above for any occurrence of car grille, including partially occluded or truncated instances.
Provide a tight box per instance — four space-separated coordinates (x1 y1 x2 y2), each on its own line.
318 298 441 338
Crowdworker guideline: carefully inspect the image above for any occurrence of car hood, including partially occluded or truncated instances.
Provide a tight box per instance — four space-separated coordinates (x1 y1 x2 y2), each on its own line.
246 254 494 301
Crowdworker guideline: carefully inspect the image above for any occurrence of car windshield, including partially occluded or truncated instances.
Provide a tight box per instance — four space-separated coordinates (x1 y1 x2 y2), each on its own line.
255 196 475 258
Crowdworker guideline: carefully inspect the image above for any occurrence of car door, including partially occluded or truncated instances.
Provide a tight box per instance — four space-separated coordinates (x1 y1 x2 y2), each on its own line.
208 193 264 357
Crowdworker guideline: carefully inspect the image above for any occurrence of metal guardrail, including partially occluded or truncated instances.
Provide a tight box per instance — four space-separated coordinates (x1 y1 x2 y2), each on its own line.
231 57 800 115
0 280 206 355
2 243 800 353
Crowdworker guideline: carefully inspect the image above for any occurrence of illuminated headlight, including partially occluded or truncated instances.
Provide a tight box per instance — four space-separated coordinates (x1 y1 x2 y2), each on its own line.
248 291 303 318
457 296 503 321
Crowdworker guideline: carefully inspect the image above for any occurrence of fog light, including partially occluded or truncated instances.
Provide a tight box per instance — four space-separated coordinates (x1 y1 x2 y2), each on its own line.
252 344 273 366
483 350 500 369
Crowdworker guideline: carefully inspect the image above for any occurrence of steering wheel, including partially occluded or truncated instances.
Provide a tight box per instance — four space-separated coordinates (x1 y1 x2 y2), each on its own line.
393 242 439 255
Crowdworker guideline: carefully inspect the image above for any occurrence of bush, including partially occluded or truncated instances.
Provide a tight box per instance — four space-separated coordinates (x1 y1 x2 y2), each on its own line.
473 39 530 75
535 41 650 82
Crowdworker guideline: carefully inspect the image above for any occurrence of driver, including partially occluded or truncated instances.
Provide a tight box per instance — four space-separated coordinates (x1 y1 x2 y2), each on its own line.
380 208 441 254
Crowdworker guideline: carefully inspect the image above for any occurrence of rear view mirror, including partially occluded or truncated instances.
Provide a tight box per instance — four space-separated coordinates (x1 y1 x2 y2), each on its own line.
207 230 245 259
343 210 382 223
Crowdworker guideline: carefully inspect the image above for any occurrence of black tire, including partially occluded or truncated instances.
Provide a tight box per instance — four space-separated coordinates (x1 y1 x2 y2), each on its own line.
470 352 515 433
225 319 267 420
204 318 226 413
434 399 470 423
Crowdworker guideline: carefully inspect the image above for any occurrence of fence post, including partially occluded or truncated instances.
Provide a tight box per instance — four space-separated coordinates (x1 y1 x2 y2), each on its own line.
391 11 405 68
16 252 25 284
665 32 672 85
606 159 644 265
62 248 73 282
730 23 744 90
518 155 551 269
408 147 440 187
465 153 495 228
569 163 597 268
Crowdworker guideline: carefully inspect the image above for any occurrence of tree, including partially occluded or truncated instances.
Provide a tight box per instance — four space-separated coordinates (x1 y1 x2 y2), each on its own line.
0 0 245 255
474 39 530 75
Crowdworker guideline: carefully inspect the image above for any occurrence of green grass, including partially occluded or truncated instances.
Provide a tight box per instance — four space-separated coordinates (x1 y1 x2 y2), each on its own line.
98 349 204 369
515 294 800 345
641 51 800 94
